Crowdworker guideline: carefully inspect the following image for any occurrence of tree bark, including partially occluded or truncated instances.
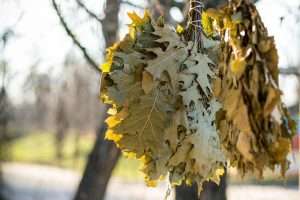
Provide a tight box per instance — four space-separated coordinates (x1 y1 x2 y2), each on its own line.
74 124 120 200
175 173 227 200
199 173 227 200
175 183 198 200
102 0 120 46
73 1 121 200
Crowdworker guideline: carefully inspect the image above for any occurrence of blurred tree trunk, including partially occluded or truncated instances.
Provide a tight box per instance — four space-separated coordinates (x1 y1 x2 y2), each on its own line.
0 88 9 142
175 183 198 200
175 173 227 200
199 173 227 200
0 87 11 161
0 88 10 200
74 124 120 200
55 90 69 162
73 131 81 166
73 1 121 200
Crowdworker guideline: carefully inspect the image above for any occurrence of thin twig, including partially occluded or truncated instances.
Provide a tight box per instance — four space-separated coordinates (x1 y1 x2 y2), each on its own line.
279 67 300 77
76 0 103 24
122 0 144 9
51 0 101 74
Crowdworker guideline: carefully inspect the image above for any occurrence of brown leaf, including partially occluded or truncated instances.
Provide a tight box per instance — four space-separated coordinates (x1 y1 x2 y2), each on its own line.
142 71 154 94
264 86 281 117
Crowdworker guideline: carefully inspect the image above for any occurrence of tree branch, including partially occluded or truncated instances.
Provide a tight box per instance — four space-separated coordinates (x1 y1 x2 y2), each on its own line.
279 67 300 77
76 0 103 24
51 0 101 74
122 0 144 9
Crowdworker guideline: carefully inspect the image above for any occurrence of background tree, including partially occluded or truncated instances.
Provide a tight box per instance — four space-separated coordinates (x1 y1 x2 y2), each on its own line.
72 0 120 198
23 69 53 130
0 26 17 200
0 29 15 161
54 82 70 162
51 0 120 199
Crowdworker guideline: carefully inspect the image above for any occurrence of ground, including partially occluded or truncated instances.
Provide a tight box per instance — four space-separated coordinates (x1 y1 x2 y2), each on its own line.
1 163 299 200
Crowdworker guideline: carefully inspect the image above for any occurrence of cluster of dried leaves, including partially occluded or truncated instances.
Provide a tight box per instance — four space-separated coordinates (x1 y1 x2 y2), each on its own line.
204 0 296 176
100 0 296 192
100 11 225 190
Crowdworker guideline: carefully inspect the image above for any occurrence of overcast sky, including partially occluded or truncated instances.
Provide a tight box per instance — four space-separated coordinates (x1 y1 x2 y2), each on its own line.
0 0 299 106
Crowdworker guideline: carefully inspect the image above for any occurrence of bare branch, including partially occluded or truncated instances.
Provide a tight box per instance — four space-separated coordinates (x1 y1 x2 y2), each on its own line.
76 0 103 24
122 0 144 9
279 67 300 77
51 0 101 74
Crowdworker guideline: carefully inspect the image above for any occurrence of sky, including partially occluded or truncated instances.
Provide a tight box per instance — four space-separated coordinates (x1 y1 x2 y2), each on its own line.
256 0 300 106
0 0 299 106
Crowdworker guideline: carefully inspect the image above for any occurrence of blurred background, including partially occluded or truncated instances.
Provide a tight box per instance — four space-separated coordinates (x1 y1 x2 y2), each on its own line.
0 0 299 200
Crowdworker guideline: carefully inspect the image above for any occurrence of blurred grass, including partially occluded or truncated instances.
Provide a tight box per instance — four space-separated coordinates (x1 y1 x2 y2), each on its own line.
7 132 298 184
7 131 143 181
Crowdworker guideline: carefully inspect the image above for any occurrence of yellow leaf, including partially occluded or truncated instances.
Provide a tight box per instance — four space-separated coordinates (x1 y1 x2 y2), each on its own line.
210 167 225 184
101 62 111 73
205 8 222 20
146 179 157 187
215 167 225 177
230 57 246 77
143 10 151 22
204 8 224 31
101 43 119 72
105 108 129 128
176 24 184 34
105 129 122 142
129 27 136 40
105 116 121 128
107 107 117 115
128 12 144 25
202 11 214 36
128 10 150 26
123 152 137 159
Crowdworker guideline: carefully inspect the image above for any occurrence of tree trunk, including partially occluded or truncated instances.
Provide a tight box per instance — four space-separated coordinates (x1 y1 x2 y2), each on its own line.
175 173 227 200
175 183 198 200
101 0 120 47
199 172 227 200
73 1 121 200
74 124 120 200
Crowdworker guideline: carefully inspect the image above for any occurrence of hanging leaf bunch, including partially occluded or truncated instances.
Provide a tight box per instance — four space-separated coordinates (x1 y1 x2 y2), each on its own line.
100 10 225 190
100 0 296 192
203 0 296 176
